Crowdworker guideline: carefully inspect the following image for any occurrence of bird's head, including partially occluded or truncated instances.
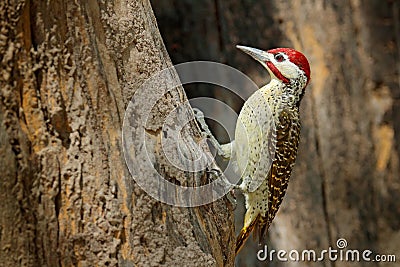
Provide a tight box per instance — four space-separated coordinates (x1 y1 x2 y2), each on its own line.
237 45 311 95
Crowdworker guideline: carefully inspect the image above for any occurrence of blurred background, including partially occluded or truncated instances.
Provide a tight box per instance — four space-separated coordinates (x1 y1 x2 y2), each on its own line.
151 1 399 266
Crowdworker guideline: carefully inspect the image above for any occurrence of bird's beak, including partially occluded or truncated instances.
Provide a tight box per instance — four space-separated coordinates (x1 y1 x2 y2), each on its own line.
236 45 270 63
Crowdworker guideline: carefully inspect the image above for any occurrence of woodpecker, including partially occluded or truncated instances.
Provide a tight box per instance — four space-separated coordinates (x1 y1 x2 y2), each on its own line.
195 45 311 255
232 45 310 254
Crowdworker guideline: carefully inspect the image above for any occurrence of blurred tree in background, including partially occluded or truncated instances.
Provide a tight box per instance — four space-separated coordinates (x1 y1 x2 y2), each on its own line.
152 1 400 266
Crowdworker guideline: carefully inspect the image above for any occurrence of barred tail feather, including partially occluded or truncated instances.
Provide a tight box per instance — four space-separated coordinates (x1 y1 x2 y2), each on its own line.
235 215 260 255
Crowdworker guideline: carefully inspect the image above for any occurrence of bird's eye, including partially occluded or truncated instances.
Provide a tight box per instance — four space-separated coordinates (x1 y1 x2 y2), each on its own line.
274 53 285 62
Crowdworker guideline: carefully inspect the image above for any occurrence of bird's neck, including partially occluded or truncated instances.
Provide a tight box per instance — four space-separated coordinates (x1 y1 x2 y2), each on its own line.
260 79 303 110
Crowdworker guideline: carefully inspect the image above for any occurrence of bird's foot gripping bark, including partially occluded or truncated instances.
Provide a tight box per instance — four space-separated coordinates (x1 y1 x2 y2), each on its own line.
225 190 237 209
193 108 231 159
194 108 237 208
206 167 237 209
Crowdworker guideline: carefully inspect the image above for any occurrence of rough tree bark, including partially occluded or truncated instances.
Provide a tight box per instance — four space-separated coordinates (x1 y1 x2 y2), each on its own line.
0 1 234 266
153 0 400 266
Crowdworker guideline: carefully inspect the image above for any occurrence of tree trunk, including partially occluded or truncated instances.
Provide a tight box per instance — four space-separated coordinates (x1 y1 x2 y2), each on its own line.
153 0 400 266
0 1 234 266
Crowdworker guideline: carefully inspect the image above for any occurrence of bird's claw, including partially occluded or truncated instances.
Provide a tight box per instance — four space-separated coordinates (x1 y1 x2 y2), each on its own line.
193 108 208 138
206 167 237 209
193 108 228 157
226 190 237 209
207 168 222 179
